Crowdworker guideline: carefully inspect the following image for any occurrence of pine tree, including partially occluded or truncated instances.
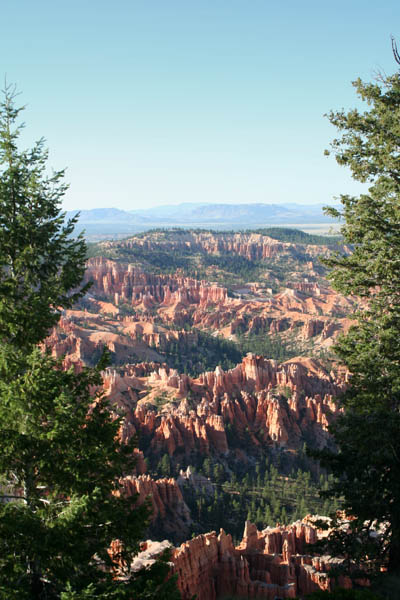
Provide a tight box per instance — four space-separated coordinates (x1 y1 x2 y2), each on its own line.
159 453 172 477
213 462 224 483
0 85 89 349
0 87 180 599
264 504 272 526
0 348 153 599
202 457 212 478
313 52 400 577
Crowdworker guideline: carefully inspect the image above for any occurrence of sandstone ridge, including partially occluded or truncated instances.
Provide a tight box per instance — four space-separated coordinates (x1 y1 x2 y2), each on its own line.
100 230 346 262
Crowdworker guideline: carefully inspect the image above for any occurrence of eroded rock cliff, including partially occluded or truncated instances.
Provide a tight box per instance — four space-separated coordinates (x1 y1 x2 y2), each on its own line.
102 354 345 461
79 257 354 353
134 519 349 600
122 474 192 541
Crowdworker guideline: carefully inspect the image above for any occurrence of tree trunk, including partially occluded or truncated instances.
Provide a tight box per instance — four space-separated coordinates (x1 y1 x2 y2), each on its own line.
30 570 44 600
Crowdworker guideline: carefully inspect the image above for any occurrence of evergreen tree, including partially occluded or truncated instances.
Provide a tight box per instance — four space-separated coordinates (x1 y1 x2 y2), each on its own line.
314 54 400 577
0 85 89 349
213 463 224 483
202 457 212 478
0 88 180 599
264 504 272 526
0 349 153 599
159 453 172 477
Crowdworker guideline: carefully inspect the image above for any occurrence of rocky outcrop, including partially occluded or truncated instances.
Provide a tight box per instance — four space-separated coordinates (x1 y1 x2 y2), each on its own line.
173 521 350 599
77 257 355 354
177 466 215 497
101 231 349 263
45 251 356 375
84 257 227 309
45 316 344 462
122 474 192 542
105 354 344 459
131 519 349 599
45 314 166 366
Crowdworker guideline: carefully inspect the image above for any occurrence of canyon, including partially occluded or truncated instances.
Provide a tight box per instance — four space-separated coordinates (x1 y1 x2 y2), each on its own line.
49 251 354 371
49 229 354 597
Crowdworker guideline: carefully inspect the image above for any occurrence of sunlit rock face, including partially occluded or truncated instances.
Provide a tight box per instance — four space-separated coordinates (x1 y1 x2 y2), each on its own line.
134 518 349 600
100 354 345 463
79 253 354 350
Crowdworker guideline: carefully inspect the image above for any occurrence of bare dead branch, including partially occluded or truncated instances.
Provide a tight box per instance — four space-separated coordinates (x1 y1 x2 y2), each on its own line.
391 36 400 66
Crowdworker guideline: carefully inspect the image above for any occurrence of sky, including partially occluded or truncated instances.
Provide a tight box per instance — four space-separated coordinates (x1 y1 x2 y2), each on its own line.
1 0 400 211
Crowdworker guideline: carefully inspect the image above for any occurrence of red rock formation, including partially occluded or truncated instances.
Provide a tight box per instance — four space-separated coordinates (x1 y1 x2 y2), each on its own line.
122 474 192 541
45 317 345 461
128 517 351 599
45 312 166 366
42 249 354 474
84 257 227 309
99 354 345 461
170 519 349 599
46 252 356 369
82 256 354 340
101 231 350 265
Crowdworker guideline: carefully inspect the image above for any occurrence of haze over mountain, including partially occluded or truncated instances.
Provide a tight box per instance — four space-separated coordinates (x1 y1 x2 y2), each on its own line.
67 202 338 240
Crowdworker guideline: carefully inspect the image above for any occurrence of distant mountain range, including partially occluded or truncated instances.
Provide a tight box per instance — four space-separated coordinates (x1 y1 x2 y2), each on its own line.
66 202 339 240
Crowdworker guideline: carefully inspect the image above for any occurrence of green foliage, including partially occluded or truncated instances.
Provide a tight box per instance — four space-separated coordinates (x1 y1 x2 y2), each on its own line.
0 84 89 349
153 392 170 409
58 551 180 600
0 89 180 599
313 411 400 579
202 252 264 281
181 461 338 543
114 550 181 600
154 327 299 378
237 332 298 362
158 454 172 477
90 226 330 293
0 346 155 598
252 227 342 246
312 66 400 578
370 573 400 599
157 329 242 376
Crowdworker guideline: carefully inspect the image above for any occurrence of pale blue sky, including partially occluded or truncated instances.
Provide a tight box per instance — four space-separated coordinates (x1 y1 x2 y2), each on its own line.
1 1 399 210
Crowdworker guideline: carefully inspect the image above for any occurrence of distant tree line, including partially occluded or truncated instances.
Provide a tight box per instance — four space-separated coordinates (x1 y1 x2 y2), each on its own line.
252 227 342 246
151 330 242 376
151 328 300 377
180 458 340 543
